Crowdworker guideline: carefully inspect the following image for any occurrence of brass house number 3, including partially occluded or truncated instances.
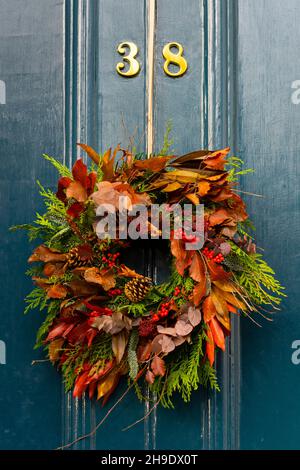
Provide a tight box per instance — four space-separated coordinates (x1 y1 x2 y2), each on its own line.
116 41 188 77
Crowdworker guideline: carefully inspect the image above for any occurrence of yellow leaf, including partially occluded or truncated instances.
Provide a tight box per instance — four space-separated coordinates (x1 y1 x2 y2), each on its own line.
97 373 117 400
112 330 129 363
186 193 200 204
162 182 182 192
213 281 239 292
216 312 231 331
211 288 229 317
167 169 202 179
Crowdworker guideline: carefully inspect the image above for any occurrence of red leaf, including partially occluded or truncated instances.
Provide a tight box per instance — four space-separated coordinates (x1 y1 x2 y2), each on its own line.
46 322 69 342
56 176 72 202
88 381 97 399
151 355 166 377
207 260 231 281
73 371 90 398
67 202 84 219
227 303 237 314
72 158 88 188
206 325 215 366
87 171 97 194
209 317 225 351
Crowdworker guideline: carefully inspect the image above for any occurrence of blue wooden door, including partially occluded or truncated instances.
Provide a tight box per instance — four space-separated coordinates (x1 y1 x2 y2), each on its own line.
0 0 298 450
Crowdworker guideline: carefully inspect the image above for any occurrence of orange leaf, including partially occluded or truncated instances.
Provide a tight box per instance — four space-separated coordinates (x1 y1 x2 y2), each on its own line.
68 280 99 296
43 262 65 277
66 181 87 202
77 143 101 165
102 145 120 181
189 252 206 283
192 282 206 306
134 156 171 172
220 290 247 311
28 245 67 264
118 265 144 278
204 147 230 170
203 295 217 323
48 338 64 362
171 239 193 275
209 208 232 227
198 181 211 196
206 325 215 366
47 284 68 299
209 317 225 351
84 267 116 291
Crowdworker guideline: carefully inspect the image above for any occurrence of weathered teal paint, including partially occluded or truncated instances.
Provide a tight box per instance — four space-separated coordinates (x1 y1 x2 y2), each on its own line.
0 0 299 450
237 0 300 450
0 0 64 449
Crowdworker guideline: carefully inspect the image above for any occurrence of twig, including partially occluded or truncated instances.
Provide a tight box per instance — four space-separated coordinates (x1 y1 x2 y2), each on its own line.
122 375 167 432
232 189 264 198
56 382 134 450
31 359 50 366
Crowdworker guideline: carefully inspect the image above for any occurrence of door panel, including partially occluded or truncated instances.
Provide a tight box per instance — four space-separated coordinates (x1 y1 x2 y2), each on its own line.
237 0 300 450
0 0 64 449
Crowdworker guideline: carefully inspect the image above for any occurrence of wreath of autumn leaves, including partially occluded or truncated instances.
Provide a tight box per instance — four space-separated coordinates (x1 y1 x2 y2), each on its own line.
22 144 284 407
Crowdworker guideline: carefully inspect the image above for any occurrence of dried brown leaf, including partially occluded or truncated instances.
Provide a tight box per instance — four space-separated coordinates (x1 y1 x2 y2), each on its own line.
151 355 166 377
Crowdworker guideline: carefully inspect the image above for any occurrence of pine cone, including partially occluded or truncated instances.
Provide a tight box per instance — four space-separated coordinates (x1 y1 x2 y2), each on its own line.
124 276 153 303
66 244 93 269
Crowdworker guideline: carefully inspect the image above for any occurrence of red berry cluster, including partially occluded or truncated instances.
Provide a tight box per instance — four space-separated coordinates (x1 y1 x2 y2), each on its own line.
108 288 122 297
101 252 120 268
173 286 181 296
138 318 157 338
202 247 224 264
152 300 171 322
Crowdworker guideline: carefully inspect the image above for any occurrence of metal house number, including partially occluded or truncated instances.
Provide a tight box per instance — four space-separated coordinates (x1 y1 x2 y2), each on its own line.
116 41 188 77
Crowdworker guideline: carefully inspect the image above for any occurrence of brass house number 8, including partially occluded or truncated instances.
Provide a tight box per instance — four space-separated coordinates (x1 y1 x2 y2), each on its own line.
116 41 188 78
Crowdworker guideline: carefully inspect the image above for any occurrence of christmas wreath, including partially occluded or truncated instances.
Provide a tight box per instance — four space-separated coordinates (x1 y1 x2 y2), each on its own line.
15 144 285 410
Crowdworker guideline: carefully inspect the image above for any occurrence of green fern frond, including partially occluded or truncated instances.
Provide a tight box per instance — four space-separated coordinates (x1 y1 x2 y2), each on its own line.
42 154 72 178
128 329 139 380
